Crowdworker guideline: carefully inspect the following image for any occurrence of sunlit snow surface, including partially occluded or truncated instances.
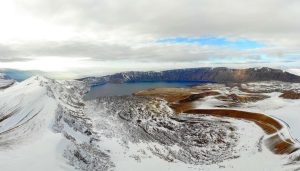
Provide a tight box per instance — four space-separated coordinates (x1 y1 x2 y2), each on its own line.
0 78 299 171
0 77 73 171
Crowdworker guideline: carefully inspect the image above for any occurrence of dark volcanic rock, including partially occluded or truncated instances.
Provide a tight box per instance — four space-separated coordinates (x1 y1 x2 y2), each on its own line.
80 67 300 86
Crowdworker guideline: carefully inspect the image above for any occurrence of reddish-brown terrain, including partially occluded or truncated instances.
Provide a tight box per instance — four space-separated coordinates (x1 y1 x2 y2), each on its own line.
135 86 300 157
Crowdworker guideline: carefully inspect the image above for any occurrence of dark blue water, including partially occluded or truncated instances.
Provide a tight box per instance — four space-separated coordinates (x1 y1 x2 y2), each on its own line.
85 81 209 99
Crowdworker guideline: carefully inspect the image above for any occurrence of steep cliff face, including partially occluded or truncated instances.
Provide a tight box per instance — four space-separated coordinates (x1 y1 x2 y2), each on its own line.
81 67 300 86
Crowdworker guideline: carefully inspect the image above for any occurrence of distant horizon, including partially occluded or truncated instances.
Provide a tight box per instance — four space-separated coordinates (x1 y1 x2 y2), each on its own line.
1 66 300 80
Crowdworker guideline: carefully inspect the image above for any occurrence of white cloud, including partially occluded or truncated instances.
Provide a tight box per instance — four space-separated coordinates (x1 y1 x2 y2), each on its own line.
0 57 94 71
0 0 299 77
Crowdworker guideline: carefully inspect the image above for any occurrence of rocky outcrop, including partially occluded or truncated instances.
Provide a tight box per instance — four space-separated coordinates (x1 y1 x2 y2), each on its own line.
80 67 300 86
86 96 240 166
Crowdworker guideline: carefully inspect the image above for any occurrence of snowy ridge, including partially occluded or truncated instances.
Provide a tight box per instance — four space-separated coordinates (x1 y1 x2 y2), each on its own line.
0 76 102 170
48 79 116 170
0 76 55 140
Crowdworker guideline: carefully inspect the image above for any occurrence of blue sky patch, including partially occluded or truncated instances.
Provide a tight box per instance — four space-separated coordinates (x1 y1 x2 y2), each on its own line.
157 36 265 50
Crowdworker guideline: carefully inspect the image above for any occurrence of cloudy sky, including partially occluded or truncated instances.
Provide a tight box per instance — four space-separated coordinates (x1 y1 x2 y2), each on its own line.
0 0 300 78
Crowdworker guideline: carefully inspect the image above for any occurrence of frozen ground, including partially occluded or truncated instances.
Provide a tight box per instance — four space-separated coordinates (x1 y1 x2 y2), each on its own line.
193 82 300 141
85 97 276 171
0 78 299 170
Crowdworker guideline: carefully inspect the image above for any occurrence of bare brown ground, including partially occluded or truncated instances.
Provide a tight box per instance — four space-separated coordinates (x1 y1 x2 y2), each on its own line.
134 88 194 103
135 87 300 156
179 91 220 103
134 87 221 103
280 90 300 99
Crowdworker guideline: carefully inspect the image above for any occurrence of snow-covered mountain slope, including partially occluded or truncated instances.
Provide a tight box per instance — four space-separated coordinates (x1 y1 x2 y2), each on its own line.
0 77 299 171
0 76 92 171
0 76 69 171
0 73 15 89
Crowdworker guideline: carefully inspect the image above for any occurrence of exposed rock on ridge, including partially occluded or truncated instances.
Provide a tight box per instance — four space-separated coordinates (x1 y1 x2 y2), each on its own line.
80 67 300 86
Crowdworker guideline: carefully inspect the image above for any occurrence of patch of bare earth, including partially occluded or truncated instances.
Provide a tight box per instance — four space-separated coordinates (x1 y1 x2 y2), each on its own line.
279 90 300 99
134 87 196 103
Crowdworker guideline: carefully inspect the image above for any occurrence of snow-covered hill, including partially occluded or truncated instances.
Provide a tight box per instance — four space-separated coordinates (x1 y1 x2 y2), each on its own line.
0 76 300 171
0 73 15 89
0 76 91 171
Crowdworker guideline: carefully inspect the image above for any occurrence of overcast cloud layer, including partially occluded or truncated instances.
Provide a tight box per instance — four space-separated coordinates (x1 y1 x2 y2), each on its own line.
0 0 299 78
